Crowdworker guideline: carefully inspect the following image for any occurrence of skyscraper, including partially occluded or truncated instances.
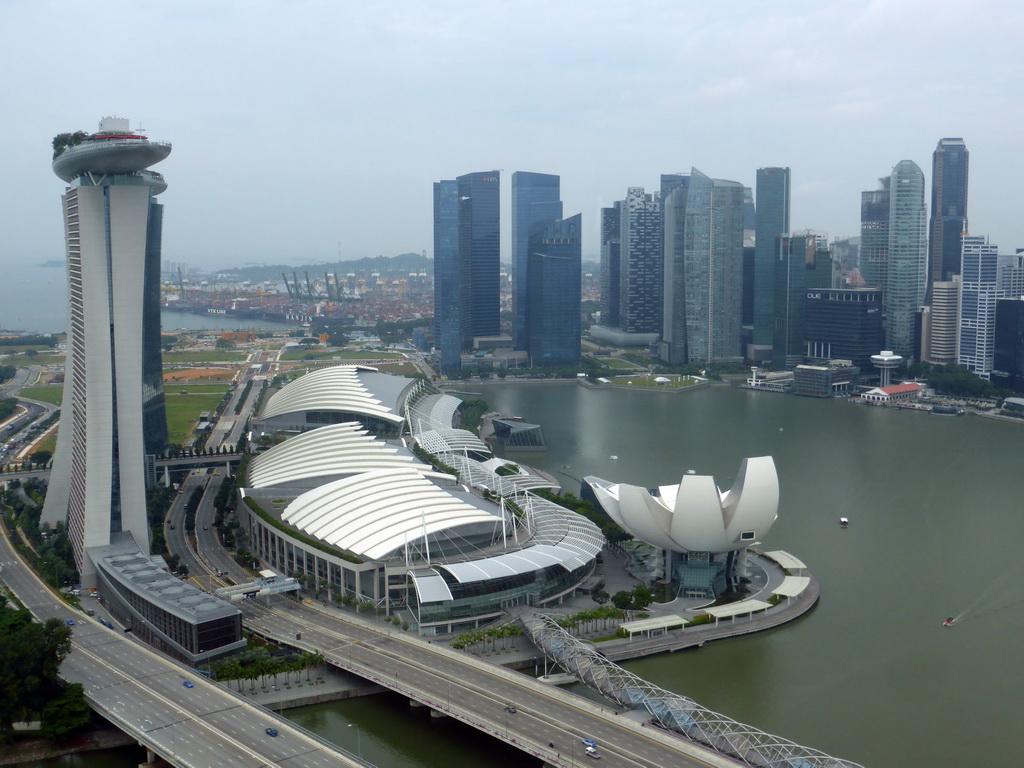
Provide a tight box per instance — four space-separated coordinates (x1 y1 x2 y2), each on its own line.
432 179 460 371
619 187 662 334
752 167 791 360
661 169 744 365
42 117 170 583
599 202 622 328
885 160 927 357
958 234 1000 378
859 179 890 291
432 170 500 371
458 171 501 341
511 172 561 349
928 138 969 290
525 213 582 366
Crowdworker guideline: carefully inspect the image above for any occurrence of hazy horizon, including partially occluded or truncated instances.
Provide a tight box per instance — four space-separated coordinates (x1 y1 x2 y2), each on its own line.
2 1 1022 275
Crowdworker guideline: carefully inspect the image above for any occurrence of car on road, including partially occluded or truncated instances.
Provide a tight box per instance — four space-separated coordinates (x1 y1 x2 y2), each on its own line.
65 619 75 626
586 749 601 760
582 739 598 748
183 681 194 688
265 727 278 737
503 705 517 713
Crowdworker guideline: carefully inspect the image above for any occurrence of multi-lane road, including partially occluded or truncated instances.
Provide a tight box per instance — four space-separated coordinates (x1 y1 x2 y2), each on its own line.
241 599 738 768
0 525 369 768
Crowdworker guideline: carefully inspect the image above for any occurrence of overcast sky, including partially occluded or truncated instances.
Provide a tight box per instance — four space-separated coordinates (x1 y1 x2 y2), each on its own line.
2 0 1022 272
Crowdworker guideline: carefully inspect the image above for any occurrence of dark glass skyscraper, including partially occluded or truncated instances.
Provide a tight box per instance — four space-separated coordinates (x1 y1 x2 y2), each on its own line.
457 171 501 342
433 171 500 372
619 187 662 334
432 179 460 371
928 138 969 290
526 213 582 366
753 167 791 358
600 202 622 328
511 172 561 349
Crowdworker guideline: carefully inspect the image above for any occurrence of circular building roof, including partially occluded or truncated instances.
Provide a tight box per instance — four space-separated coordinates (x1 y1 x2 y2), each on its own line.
261 365 408 425
281 467 500 561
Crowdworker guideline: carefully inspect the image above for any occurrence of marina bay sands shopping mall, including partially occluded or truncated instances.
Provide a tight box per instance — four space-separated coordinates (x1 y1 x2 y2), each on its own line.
41 118 779 663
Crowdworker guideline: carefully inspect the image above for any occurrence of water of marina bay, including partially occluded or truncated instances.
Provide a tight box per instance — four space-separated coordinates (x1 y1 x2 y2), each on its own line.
35 383 1024 768
0 262 294 334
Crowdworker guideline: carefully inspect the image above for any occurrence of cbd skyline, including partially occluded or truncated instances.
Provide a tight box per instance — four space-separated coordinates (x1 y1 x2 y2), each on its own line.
2 2 1022 293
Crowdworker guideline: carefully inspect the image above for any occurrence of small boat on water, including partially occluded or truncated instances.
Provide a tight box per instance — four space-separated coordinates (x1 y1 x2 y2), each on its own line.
943 617 956 627
839 517 849 527
609 455 619 460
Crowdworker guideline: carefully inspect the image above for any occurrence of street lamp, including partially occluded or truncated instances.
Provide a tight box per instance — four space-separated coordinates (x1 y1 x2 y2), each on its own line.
347 723 361 757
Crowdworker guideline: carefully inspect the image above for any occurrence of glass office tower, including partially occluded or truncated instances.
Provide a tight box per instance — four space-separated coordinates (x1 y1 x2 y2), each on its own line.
433 179 460 371
885 160 927 357
526 214 582 365
928 138 969 290
511 172 561 349
753 167 791 358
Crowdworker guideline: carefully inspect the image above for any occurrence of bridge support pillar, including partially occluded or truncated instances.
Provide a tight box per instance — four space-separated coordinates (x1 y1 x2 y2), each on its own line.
429 709 448 720
408 699 425 709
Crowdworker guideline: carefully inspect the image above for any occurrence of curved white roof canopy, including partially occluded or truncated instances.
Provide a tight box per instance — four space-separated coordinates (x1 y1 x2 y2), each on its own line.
588 456 778 554
416 428 489 455
261 365 405 424
407 393 461 432
281 468 500 561
248 422 452 488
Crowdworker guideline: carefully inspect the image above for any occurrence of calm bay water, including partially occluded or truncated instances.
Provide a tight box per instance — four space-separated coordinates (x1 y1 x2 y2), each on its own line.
0 263 293 334
35 382 1024 768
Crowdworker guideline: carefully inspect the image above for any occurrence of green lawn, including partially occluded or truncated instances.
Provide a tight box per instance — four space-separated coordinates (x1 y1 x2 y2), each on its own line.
162 350 246 364
0 352 65 365
18 386 63 406
163 386 229 444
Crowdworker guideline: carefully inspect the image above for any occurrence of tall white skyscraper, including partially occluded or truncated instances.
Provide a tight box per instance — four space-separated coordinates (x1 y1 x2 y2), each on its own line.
885 160 927 357
43 117 171 584
958 235 1000 379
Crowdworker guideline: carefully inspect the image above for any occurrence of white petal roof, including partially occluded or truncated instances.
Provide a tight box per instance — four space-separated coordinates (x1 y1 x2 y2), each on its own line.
281 468 500 561
248 422 452 488
261 365 404 424
586 456 779 554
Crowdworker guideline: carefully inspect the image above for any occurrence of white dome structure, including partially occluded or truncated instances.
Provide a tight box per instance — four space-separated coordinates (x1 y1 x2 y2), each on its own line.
584 457 779 599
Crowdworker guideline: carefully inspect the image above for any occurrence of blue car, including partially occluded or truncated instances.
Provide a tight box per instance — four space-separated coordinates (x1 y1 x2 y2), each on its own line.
66 619 75 626
183 681 194 688
582 738 598 748
265 728 279 737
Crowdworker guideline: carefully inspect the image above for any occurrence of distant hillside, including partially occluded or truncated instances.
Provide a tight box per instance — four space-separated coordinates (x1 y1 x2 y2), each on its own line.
216 253 431 282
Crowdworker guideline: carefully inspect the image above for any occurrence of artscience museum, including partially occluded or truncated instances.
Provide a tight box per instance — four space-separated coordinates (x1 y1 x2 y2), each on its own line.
583 456 779 599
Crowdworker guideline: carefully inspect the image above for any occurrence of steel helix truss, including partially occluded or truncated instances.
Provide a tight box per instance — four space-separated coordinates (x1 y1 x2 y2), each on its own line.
519 613 865 768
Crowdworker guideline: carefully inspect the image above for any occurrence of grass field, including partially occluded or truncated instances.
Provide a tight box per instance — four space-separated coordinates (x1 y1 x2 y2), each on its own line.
163 385 229 444
162 350 246 364
18 386 63 406
1 352 65 365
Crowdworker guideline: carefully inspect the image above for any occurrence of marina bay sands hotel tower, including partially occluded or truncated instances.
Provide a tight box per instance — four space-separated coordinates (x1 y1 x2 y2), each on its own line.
42 117 170 584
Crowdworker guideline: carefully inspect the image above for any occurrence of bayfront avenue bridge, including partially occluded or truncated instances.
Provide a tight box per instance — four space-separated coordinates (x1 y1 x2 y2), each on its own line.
2 515 865 768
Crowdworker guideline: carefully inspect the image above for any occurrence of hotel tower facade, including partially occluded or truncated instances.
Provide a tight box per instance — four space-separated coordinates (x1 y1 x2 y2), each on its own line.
42 117 170 584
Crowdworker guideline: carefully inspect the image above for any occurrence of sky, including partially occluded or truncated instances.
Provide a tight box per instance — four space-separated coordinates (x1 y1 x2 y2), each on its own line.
1 0 1023 272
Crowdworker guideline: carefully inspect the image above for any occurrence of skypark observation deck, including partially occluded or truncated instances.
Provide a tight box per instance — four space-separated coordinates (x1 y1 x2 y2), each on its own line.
53 132 171 183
